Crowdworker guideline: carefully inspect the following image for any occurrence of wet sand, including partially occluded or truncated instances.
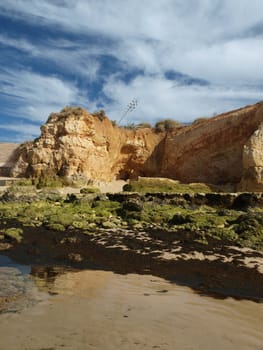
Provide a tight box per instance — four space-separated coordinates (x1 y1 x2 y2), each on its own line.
0 266 263 350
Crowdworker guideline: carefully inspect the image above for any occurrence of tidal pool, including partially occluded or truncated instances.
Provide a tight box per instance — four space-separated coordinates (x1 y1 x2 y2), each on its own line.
0 255 263 350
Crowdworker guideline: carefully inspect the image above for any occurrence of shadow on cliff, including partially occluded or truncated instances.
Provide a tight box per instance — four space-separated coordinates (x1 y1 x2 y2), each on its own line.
115 136 167 180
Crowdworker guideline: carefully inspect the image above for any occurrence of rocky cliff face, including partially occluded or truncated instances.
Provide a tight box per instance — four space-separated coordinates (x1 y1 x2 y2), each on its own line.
159 103 263 191
11 107 163 183
0 143 20 176
11 102 263 191
239 120 263 191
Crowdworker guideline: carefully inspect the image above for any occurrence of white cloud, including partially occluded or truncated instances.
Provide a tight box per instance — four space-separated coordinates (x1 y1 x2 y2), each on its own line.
2 0 263 42
103 74 263 124
0 123 40 133
0 121 42 142
174 37 263 84
0 34 102 80
0 69 87 122
2 0 262 82
0 0 263 127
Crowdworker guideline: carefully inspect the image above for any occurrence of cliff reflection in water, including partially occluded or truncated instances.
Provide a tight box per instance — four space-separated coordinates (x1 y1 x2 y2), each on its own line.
1 259 263 349
30 265 112 297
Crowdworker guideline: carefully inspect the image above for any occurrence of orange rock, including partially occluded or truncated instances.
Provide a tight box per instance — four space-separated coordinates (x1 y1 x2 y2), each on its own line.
11 107 163 183
10 103 263 191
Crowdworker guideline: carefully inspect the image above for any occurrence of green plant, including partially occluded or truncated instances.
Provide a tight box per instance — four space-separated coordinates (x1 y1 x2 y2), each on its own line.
60 106 84 116
126 178 212 193
155 119 182 132
15 178 34 186
136 123 152 129
192 117 209 125
80 187 100 194
92 110 107 121
36 176 65 189
4 227 23 242
122 123 137 129
123 184 133 192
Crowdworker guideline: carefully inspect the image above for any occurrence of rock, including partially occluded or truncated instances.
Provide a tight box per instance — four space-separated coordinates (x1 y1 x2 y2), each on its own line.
159 102 263 189
232 193 259 210
9 102 263 191
122 199 143 212
10 107 162 182
101 221 116 229
239 118 263 191
0 142 20 176
169 213 192 225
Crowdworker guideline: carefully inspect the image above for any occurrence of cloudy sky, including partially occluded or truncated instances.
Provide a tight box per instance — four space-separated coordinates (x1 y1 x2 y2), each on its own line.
0 0 263 142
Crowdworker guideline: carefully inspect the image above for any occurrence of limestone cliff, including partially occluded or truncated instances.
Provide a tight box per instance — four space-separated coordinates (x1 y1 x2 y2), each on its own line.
10 102 263 191
11 107 163 183
159 103 263 190
239 121 263 191
0 143 19 176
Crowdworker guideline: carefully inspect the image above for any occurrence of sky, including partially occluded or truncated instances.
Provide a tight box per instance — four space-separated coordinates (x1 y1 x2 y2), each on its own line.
0 0 263 142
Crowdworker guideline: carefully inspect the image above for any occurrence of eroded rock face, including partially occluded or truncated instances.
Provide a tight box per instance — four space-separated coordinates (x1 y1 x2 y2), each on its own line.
0 143 20 176
11 103 263 191
159 103 263 188
239 119 263 191
11 108 163 183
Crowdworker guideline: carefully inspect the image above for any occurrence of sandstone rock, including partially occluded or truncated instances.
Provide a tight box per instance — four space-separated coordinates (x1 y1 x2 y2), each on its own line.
159 102 263 188
10 102 263 192
10 107 162 183
238 112 263 191
0 143 20 176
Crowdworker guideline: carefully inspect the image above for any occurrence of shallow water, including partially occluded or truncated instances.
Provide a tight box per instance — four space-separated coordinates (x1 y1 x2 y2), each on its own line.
0 255 263 350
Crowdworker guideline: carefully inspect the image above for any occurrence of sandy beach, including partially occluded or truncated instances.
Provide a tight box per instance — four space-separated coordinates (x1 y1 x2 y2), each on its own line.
1 268 263 350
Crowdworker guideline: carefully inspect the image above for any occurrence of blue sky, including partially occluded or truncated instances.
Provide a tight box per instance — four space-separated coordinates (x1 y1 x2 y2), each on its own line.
0 0 263 142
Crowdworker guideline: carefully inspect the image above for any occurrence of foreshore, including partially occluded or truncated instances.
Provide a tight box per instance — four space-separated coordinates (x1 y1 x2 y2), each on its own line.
1 225 263 301
0 185 263 301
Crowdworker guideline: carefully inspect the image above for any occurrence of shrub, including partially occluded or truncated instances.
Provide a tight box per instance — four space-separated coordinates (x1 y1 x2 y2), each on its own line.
122 199 143 212
136 123 152 129
80 187 100 194
15 178 34 186
92 110 107 121
154 119 182 132
35 176 65 189
4 227 23 242
126 178 212 193
60 106 84 116
121 122 152 130
192 117 209 125
122 123 137 129
123 184 133 192
46 223 66 231
169 213 192 225
46 107 84 123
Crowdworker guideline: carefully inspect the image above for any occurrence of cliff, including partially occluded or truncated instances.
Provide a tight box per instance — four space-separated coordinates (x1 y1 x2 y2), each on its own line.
10 102 263 191
159 102 263 190
239 121 263 191
11 107 163 183
0 143 20 176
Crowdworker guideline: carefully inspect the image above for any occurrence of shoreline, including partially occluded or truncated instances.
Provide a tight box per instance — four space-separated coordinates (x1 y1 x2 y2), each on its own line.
0 183 263 302
1 224 263 302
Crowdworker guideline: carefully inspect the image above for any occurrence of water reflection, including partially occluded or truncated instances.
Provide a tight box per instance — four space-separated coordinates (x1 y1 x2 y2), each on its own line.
0 254 30 275
30 265 114 298
1 256 263 349
0 255 47 313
